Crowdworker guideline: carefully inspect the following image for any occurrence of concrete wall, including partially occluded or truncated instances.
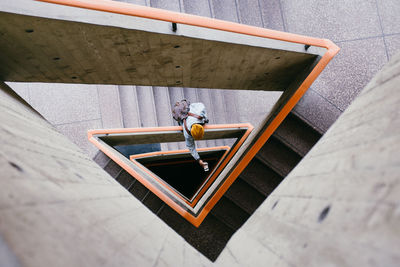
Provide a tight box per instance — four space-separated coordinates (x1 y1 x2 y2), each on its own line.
216 52 400 266
0 81 209 267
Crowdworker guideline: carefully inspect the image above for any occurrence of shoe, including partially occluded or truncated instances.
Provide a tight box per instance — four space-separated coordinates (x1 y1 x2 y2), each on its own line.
203 162 209 172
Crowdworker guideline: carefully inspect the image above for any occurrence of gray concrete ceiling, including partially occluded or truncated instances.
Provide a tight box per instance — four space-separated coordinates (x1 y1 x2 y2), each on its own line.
0 0 321 91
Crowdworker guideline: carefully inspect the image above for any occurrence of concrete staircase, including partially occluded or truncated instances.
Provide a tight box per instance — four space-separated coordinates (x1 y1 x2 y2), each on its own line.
93 103 322 261
93 0 323 262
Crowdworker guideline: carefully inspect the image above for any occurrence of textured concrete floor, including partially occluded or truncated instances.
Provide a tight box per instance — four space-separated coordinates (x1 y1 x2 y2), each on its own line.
8 0 400 157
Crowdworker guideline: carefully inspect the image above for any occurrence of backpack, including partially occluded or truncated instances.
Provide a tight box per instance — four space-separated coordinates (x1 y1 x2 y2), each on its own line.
172 99 191 122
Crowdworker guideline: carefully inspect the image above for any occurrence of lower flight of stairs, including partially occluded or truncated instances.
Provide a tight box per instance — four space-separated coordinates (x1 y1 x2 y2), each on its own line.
93 107 322 261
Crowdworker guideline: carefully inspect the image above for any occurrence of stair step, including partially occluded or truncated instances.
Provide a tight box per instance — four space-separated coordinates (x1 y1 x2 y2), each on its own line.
115 169 136 189
183 87 199 102
256 136 302 177
179 214 236 262
224 178 265 214
181 0 211 17
168 87 185 113
222 90 240 124
113 163 164 215
142 192 164 214
136 86 158 127
197 89 217 148
158 205 235 262
104 160 123 178
240 158 283 197
153 86 173 126
97 85 124 128
150 0 180 11
118 85 141 128
157 204 187 232
273 112 322 157
210 196 249 230
168 86 186 150
209 90 227 146
93 150 110 168
223 139 236 149
153 86 179 151
120 0 147 6
128 180 150 201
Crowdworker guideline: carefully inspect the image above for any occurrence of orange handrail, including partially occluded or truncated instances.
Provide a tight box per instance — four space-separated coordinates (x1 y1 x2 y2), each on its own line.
37 0 337 49
130 146 230 159
88 124 253 226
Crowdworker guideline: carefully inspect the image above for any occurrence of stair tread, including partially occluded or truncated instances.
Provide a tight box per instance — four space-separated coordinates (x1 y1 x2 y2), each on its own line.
104 160 122 178
157 205 187 232
224 178 265 214
93 150 110 168
197 89 217 148
210 90 228 147
142 192 164 214
240 158 283 197
210 196 249 230
119 85 141 128
115 170 136 189
222 90 240 124
136 86 158 127
256 136 302 177
97 85 124 128
169 86 187 150
183 87 199 103
153 86 179 151
128 180 149 201
291 110 324 134
274 112 322 157
116 168 163 215
158 205 235 262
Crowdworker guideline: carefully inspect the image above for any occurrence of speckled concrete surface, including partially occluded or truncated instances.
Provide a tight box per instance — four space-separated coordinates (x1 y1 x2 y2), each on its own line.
385 34 400 58
9 82 111 158
292 89 342 132
377 0 400 35
312 37 388 111
27 83 100 125
56 119 103 157
281 0 382 42
278 0 397 122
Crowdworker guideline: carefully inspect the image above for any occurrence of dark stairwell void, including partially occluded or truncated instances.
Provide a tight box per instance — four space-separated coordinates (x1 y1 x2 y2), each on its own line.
93 114 322 261
134 149 228 200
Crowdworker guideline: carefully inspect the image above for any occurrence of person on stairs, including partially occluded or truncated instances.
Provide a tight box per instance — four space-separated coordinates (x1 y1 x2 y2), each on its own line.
172 100 209 171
